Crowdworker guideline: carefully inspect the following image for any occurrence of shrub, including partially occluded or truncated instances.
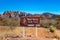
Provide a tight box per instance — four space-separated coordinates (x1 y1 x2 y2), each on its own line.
49 25 55 33
55 22 60 29
0 18 20 26
41 24 49 28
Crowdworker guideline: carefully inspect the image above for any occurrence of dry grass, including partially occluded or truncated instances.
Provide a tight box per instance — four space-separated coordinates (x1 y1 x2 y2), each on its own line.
0 26 60 40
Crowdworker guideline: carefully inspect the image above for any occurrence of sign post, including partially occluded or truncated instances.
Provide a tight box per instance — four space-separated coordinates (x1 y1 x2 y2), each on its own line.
20 16 40 38
36 26 38 37
22 27 25 38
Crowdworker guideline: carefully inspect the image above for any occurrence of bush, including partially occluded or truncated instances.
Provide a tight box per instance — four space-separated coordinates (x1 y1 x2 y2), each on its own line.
0 18 20 26
49 25 55 32
40 24 49 28
43 25 48 28
55 22 60 29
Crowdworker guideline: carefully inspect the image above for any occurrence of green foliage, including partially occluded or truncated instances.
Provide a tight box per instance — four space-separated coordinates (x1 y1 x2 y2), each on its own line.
0 18 20 26
49 25 55 33
43 24 48 28
40 23 51 28
55 22 60 29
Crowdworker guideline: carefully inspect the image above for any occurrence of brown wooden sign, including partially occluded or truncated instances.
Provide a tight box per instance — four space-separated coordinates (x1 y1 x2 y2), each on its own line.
20 16 40 27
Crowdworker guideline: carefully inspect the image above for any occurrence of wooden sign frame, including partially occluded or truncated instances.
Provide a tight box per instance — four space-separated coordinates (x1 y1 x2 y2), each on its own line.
20 16 40 27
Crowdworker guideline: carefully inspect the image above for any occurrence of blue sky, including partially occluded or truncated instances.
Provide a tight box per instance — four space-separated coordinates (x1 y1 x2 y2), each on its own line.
0 0 60 14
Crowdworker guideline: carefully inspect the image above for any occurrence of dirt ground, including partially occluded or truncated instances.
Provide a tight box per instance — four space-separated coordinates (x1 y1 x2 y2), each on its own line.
0 26 60 40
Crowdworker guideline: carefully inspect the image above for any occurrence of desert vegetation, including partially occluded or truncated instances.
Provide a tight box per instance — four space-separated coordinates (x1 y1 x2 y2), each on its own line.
0 18 20 26
0 11 60 40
